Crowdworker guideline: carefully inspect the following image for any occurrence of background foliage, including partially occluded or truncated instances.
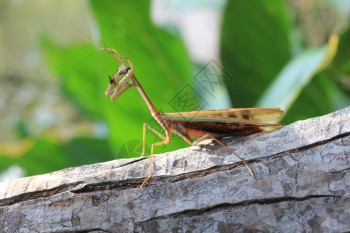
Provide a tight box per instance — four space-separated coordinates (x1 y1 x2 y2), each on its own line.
1 0 349 180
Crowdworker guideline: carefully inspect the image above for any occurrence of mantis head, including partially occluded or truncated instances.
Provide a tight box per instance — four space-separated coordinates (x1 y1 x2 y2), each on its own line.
104 56 135 101
70 33 136 102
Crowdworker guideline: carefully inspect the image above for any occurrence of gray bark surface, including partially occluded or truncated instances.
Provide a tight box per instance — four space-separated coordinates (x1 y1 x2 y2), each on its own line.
1 107 350 233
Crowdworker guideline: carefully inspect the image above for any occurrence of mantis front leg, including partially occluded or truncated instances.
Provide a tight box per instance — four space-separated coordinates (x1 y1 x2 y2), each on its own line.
105 58 135 101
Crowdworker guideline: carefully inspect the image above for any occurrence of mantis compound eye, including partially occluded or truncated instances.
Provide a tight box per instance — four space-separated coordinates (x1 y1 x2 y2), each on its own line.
108 75 115 84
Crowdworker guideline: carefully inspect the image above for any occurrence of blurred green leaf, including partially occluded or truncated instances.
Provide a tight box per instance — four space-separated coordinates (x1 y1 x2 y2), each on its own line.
44 42 106 119
88 0 193 156
44 0 193 157
221 1 350 125
331 26 350 99
221 0 292 107
257 36 337 110
333 27 350 73
284 71 350 123
0 138 115 176
283 31 350 123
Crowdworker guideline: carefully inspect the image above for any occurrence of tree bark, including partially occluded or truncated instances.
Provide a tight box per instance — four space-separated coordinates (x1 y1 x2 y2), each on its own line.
1 107 350 233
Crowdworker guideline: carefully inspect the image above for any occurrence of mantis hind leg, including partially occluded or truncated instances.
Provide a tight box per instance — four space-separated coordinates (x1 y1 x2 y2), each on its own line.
192 134 256 179
140 123 171 188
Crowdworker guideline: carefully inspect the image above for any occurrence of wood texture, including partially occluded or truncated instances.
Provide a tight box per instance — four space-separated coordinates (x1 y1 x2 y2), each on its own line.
1 107 350 233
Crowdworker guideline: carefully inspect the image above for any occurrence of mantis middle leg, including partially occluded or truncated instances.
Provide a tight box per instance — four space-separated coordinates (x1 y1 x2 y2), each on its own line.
140 123 171 188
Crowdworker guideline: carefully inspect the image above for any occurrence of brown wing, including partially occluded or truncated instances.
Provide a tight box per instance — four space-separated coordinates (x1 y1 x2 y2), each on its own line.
163 108 283 123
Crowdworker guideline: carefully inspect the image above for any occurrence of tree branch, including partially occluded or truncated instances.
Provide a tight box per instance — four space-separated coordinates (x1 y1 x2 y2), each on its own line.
1 107 350 232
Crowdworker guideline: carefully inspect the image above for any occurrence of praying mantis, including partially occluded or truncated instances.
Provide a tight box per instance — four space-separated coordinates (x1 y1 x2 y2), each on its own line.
100 45 284 188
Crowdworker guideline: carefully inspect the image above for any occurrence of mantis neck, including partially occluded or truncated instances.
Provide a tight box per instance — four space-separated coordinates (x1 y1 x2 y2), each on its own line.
130 75 159 117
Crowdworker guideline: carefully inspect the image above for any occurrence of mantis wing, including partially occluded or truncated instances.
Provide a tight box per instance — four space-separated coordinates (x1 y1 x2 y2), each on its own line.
162 108 283 123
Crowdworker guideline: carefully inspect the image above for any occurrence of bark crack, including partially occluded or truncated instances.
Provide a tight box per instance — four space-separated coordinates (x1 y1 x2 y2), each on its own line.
0 182 84 207
144 194 341 222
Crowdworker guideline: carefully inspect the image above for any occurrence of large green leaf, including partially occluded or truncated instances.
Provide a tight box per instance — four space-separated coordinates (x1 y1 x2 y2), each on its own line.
257 35 338 110
88 0 193 156
283 31 350 123
221 0 292 107
44 42 106 119
220 1 350 124
284 71 350 123
45 1 193 158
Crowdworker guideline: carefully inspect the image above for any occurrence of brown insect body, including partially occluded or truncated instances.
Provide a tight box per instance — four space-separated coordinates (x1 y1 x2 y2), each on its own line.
170 120 266 139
